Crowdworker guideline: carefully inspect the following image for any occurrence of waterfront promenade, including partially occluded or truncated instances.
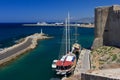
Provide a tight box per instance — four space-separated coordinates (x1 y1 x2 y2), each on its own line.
0 33 51 65
74 49 91 75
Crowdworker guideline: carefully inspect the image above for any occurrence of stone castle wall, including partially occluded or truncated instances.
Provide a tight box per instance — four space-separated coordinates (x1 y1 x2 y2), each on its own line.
81 73 119 80
92 5 120 49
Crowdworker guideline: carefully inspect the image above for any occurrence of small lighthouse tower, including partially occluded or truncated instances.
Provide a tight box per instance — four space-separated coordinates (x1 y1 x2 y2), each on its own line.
40 29 43 34
40 29 45 35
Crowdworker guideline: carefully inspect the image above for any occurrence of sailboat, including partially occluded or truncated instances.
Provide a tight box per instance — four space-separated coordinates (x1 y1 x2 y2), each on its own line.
52 13 76 75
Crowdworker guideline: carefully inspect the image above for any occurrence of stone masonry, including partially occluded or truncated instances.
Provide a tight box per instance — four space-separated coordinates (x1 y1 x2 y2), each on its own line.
92 5 120 49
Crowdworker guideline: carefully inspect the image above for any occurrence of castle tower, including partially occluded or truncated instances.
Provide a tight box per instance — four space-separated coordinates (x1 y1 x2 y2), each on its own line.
92 5 120 49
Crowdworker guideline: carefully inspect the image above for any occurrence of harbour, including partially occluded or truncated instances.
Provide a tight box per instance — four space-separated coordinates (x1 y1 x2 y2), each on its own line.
0 23 94 80
0 0 120 79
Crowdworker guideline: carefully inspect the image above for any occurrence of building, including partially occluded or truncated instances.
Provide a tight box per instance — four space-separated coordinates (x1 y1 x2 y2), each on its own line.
92 5 120 49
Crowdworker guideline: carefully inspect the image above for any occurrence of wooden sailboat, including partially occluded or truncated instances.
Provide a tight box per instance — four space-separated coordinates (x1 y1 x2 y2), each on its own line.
52 13 76 75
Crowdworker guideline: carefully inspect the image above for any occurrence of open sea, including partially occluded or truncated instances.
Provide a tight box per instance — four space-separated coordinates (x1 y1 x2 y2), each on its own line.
0 23 94 80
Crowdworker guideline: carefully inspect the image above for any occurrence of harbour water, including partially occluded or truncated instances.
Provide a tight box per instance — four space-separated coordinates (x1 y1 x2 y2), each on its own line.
0 23 94 80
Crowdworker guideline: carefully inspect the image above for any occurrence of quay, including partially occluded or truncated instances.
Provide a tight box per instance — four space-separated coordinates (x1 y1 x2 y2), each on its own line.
0 32 52 65
74 49 91 74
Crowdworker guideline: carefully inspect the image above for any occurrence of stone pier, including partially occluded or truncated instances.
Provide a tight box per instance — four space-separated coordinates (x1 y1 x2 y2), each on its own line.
0 33 52 65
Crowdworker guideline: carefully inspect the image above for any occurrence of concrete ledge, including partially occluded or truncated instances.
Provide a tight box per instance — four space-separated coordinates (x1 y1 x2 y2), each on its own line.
81 73 120 80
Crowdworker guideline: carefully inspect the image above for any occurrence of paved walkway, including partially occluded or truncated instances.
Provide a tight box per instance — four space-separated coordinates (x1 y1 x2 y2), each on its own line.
74 49 91 74
0 38 32 60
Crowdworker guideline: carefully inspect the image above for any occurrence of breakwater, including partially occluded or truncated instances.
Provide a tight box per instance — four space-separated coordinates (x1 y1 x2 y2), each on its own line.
0 33 51 65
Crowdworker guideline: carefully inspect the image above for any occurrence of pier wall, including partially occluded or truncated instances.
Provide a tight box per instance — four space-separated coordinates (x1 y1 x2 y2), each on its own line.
81 73 119 80
92 5 120 49
0 33 51 65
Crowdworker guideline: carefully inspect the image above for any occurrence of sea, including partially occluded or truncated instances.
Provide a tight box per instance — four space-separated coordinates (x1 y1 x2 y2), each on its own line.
0 23 94 80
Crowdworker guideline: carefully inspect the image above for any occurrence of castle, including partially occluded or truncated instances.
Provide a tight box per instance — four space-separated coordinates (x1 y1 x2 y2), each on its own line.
92 5 120 49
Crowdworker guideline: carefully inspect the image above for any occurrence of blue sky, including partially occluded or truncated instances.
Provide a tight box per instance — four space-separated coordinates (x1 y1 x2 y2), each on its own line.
0 0 120 22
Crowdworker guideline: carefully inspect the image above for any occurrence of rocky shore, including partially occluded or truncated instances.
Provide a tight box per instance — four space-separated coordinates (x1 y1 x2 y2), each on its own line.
0 33 52 66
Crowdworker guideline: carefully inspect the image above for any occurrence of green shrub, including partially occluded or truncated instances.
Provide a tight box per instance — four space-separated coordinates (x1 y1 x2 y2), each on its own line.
112 54 117 61
92 66 96 69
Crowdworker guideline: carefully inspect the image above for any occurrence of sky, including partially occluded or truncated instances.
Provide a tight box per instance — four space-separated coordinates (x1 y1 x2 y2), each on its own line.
0 0 120 22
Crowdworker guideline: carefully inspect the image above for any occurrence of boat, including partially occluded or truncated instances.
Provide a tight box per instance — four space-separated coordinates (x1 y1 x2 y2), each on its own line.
72 43 81 54
52 13 76 75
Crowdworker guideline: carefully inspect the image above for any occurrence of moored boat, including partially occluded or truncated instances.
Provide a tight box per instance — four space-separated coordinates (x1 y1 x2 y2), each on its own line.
72 43 81 54
55 53 76 75
52 13 76 75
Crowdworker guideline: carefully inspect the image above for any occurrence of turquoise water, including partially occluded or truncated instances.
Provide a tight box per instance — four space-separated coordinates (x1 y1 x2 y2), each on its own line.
0 23 94 80
0 40 59 80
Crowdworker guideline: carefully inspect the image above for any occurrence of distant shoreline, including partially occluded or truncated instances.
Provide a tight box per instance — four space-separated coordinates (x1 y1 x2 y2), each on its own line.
23 24 94 28
0 33 52 66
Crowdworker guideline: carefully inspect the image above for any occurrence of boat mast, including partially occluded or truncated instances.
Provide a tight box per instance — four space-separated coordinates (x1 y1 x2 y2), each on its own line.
65 18 68 54
67 12 70 52
75 26 78 43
